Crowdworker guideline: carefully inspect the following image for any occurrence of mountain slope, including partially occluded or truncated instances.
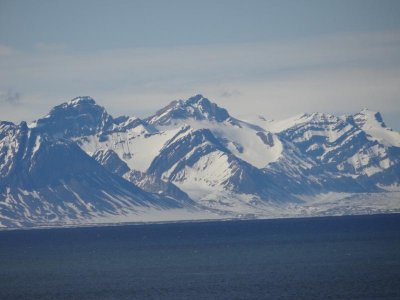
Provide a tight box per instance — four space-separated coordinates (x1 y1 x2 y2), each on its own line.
263 111 400 191
142 96 299 212
0 121 192 227
28 96 400 210
31 95 292 213
92 148 193 204
1 94 397 227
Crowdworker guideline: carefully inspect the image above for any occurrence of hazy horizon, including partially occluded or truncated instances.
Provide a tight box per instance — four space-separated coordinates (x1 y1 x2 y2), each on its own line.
1 0 399 129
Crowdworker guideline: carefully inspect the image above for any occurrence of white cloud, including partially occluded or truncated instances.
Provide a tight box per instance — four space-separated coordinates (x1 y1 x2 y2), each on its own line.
0 31 399 128
0 45 16 56
0 89 21 104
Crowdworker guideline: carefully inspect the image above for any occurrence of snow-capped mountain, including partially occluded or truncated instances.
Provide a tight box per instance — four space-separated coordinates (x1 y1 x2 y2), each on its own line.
31 96 114 139
0 120 196 227
1 94 399 227
143 96 296 211
263 111 400 188
146 94 231 125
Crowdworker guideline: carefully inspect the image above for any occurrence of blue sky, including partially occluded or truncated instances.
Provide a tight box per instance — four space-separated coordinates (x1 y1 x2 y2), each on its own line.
1 0 400 128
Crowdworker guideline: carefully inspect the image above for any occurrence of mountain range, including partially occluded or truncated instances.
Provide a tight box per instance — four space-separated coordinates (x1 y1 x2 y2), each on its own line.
1 94 399 228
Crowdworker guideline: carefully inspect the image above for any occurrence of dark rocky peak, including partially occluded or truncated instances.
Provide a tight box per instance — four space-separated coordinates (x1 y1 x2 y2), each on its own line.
147 94 231 126
33 96 114 138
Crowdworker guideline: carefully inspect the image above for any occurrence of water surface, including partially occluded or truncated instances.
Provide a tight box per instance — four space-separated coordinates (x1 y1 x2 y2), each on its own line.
1 214 400 299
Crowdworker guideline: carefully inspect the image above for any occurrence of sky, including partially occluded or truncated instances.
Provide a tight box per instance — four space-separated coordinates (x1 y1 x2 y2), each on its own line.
1 0 400 129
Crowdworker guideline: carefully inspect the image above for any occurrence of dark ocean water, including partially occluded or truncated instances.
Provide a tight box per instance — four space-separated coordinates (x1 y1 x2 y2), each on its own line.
0 214 400 300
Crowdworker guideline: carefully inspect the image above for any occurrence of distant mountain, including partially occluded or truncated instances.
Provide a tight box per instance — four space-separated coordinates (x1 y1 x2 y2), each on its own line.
0 120 194 227
264 111 400 189
1 95 399 227
146 94 231 125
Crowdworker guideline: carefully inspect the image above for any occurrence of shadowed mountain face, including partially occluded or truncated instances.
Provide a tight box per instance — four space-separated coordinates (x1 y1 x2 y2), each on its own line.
92 148 193 204
267 112 400 190
33 96 155 141
0 122 191 227
33 97 114 138
1 95 399 227
147 94 231 126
